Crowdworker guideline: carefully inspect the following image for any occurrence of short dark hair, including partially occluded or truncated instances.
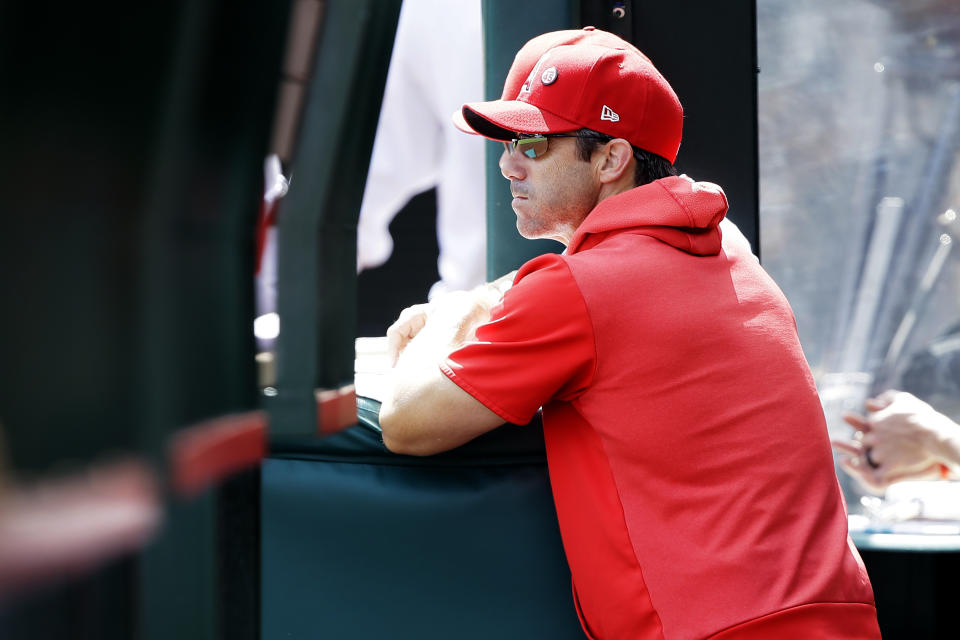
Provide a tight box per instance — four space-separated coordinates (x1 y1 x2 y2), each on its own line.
572 129 677 186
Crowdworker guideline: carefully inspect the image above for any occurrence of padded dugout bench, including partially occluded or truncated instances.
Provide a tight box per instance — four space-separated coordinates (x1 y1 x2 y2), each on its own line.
261 399 584 639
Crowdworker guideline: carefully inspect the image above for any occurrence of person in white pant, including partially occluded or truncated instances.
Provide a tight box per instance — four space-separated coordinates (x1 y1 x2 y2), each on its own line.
357 0 487 300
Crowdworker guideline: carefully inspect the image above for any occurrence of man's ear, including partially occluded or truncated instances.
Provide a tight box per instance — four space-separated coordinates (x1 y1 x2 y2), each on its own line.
596 138 634 185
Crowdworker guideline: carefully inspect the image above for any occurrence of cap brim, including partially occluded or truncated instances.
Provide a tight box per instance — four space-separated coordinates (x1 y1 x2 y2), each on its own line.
452 99 583 141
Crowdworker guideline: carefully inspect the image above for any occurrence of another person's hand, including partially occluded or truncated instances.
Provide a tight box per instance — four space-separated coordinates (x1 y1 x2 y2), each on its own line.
832 390 959 493
386 271 517 366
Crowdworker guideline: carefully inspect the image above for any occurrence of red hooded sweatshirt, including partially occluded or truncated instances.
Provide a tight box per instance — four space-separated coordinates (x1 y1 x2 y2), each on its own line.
443 176 880 640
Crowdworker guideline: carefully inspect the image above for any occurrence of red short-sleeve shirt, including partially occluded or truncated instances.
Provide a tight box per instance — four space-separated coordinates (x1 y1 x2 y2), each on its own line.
442 180 879 639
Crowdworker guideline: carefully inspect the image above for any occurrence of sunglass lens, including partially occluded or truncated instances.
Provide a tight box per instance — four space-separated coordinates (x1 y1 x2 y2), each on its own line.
516 136 549 158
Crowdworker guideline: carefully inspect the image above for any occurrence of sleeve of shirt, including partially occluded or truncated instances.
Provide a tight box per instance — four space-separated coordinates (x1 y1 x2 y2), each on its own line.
440 253 597 424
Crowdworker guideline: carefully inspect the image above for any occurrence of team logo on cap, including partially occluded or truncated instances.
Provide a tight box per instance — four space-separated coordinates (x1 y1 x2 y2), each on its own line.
600 105 620 122
541 67 558 85
520 52 553 95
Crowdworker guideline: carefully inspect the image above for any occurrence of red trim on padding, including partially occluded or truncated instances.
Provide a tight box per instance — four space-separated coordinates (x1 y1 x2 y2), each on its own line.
169 411 268 497
254 198 278 275
315 384 357 436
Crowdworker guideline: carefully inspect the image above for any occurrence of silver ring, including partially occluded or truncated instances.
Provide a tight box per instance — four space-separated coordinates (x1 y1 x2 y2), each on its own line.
864 448 880 469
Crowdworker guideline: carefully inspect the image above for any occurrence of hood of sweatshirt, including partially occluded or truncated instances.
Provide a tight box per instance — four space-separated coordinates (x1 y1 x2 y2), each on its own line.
566 175 729 256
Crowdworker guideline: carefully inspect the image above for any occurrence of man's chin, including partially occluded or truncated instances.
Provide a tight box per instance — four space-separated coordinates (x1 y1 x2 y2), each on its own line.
515 219 541 241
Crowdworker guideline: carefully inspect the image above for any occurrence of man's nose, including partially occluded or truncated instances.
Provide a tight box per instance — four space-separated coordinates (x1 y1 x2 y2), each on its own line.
499 147 526 181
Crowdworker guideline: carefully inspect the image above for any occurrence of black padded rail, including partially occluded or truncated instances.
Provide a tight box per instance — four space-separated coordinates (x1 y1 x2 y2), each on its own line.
262 401 584 640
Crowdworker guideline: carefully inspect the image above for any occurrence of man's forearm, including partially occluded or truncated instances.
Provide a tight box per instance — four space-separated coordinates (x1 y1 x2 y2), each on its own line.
380 319 471 453
379 285 511 456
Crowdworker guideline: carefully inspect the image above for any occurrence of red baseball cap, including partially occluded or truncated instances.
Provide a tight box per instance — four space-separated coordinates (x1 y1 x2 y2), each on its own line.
454 27 683 163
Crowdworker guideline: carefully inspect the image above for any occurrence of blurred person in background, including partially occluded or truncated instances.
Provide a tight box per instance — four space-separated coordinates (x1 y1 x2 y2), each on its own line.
834 319 960 493
835 392 960 494
357 0 486 301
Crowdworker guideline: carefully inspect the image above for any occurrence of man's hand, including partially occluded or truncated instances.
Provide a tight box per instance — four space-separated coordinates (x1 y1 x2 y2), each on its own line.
832 390 959 493
385 303 431 367
385 271 517 366
378 272 518 456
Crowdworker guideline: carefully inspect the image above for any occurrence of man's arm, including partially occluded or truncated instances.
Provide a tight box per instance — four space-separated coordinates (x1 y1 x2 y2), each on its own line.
379 274 515 456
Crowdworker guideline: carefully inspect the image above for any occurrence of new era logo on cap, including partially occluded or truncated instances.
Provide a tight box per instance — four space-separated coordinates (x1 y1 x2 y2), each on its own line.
600 105 620 122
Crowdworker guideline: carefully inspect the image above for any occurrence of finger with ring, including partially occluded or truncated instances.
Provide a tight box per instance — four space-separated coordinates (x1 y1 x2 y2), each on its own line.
864 447 879 469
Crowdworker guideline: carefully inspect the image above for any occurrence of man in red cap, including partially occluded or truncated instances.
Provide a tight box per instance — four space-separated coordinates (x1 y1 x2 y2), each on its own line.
380 27 881 639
